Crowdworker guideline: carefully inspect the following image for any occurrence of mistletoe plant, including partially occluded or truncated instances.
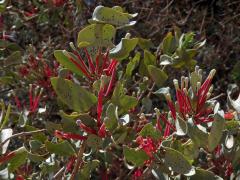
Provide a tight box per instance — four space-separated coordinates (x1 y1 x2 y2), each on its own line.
0 5 239 180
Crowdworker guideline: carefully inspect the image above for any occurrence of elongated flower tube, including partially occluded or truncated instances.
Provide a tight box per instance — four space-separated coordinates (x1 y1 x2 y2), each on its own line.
164 93 176 120
66 45 118 83
66 156 76 173
0 151 15 164
76 120 97 135
54 130 87 141
98 123 106 138
97 86 104 128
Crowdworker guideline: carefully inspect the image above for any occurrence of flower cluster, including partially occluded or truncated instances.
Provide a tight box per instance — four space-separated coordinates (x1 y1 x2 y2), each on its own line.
13 84 43 114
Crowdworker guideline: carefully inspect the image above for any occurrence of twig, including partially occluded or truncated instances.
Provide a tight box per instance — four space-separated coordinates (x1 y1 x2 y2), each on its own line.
209 93 225 101
53 166 65 180
70 141 86 180
0 129 46 148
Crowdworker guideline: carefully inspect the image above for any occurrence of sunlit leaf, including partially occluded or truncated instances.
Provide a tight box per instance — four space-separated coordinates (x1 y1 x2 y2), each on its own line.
89 5 137 27
109 37 138 61
123 146 149 167
77 24 116 48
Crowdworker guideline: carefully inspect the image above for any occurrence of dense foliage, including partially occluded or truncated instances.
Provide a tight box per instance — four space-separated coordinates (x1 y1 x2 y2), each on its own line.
0 1 240 179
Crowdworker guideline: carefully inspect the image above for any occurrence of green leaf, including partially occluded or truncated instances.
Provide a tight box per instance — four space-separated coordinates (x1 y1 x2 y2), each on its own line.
160 54 173 66
0 104 11 130
0 128 13 154
54 50 84 77
8 147 28 172
190 168 223 180
4 51 22 67
80 160 100 180
0 76 14 85
51 77 97 112
29 140 42 152
77 24 116 48
147 65 168 87
181 140 199 162
123 146 149 166
142 97 152 112
175 116 188 136
86 134 103 150
208 113 225 152
112 126 128 144
111 82 138 113
27 152 46 163
154 87 170 95
125 52 140 77
187 119 208 148
233 146 240 167
164 147 195 175
25 125 47 143
138 38 153 50
45 140 75 157
105 103 118 131
139 50 156 76
161 32 176 55
0 0 8 13
139 123 161 140
89 5 137 27
109 37 138 61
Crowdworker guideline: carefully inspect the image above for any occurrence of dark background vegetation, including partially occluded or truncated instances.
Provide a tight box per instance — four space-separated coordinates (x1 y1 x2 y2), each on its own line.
2 0 240 103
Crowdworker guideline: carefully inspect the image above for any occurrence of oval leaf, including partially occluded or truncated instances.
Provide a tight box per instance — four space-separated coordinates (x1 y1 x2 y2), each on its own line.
51 77 97 112
208 113 225 152
77 24 116 48
164 147 195 176
123 146 149 167
147 65 168 87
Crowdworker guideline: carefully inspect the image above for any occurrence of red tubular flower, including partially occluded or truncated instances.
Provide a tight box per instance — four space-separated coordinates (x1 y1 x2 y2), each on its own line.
0 151 15 164
77 121 97 135
66 156 76 173
159 113 176 131
13 94 22 110
84 48 95 73
54 130 87 141
133 168 142 180
16 175 24 180
98 123 106 138
163 124 171 138
43 0 66 7
29 85 43 113
97 87 104 127
165 93 176 120
63 50 93 80
196 69 216 112
18 66 29 77
136 136 157 158
224 112 234 120
104 64 117 97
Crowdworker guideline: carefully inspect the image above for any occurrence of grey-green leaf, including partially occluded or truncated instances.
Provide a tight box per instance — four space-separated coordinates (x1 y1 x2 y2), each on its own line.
123 146 149 167
147 65 168 87
164 147 195 176
45 140 75 157
51 77 97 112
208 113 225 152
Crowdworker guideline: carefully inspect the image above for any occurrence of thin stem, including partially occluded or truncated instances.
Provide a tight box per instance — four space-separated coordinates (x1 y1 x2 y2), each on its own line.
0 129 46 148
70 142 86 180
53 166 65 180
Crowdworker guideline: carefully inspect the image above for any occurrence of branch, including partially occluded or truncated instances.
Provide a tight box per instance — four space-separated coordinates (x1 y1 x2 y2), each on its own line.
70 141 86 180
0 129 46 148
53 166 65 180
